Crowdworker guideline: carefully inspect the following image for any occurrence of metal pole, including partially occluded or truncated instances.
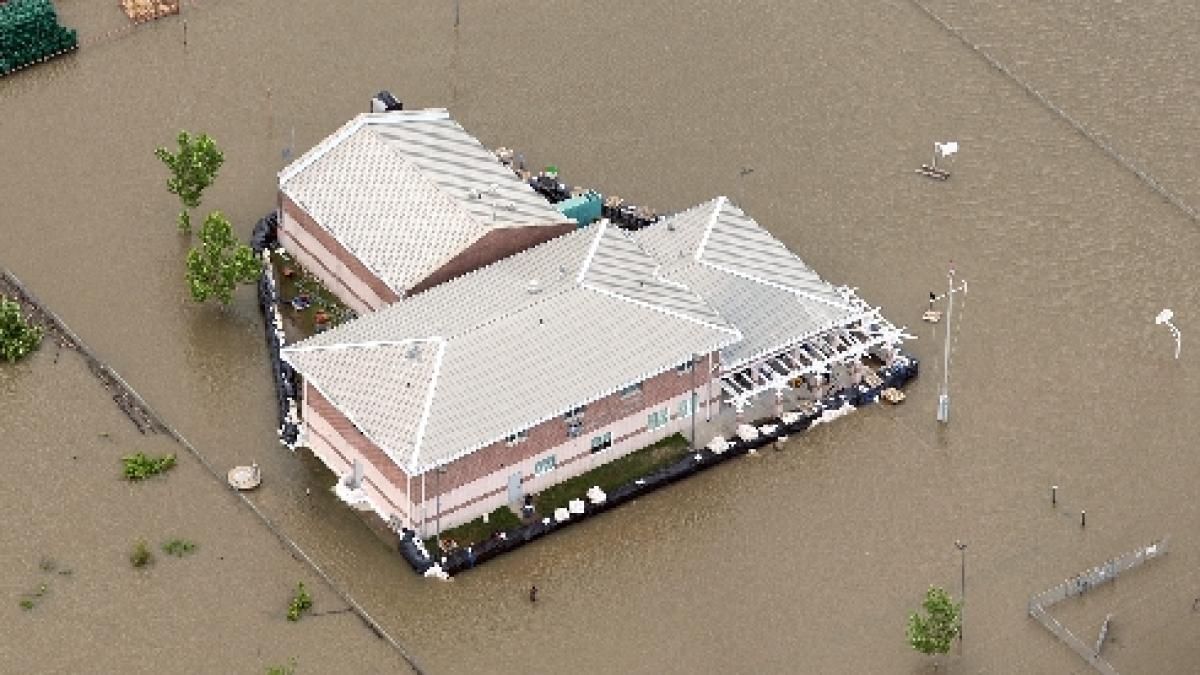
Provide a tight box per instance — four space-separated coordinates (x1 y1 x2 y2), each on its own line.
435 466 442 541
454 0 460 27
691 353 697 448
956 540 966 653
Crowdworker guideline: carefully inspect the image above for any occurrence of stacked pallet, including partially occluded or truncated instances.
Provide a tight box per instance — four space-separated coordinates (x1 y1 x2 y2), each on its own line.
120 0 179 24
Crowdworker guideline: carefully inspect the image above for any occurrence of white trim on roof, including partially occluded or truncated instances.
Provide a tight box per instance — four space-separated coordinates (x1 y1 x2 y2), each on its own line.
698 257 853 312
581 281 743 338
277 109 453 186
282 338 433 355
692 196 725 262
576 220 608 283
407 336 448 473
279 115 369 186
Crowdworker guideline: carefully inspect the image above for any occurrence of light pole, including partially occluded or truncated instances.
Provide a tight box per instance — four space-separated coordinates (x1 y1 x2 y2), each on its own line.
1155 308 1181 359
955 539 967 653
932 263 968 423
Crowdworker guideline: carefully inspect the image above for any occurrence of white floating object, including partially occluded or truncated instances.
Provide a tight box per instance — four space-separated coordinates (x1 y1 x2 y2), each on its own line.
780 412 801 425
541 517 551 525
1155 308 1182 359
424 564 450 580
935 141 959 157
227 464 262 490
1155 308 1174 325
586 486 607 504
707 436 729 453
736 424 759 441
693 454 703 461
759 424 778 435
568 499 585 515
554 507 570 522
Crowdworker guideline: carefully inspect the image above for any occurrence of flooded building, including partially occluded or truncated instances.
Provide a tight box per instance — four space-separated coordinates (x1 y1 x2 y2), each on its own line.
276 108 575 313
281 198 907 536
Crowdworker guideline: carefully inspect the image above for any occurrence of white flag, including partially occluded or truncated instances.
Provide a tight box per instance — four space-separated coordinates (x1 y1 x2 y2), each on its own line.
936 141 959 157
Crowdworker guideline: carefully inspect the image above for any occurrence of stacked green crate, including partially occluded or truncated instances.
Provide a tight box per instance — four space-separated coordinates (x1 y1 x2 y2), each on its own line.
0 0 77 75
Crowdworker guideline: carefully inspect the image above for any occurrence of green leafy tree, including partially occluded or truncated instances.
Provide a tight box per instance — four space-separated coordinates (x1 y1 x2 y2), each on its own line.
0 0 78 75
154 131 225 234
907 586 961 663
0 295 43 363
185 212 262 304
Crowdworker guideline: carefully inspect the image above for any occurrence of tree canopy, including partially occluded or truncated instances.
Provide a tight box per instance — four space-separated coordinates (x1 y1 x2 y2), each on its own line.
0 295 43 363
155 131 225 233
907 585 961 658
185 212 262 305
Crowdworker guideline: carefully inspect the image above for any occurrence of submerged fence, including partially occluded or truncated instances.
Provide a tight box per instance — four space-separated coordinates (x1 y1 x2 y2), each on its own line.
1027 537 1169 674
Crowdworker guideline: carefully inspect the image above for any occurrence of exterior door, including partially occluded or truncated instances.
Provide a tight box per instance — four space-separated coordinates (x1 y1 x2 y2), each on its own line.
507 471 523 504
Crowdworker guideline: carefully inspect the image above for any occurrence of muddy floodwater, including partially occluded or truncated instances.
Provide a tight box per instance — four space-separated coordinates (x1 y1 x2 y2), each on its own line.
3 1 1200 672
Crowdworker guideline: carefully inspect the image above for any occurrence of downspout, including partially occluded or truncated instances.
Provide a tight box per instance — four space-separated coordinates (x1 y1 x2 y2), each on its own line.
406 473 412 531
420 471 426 539
707 351 715 420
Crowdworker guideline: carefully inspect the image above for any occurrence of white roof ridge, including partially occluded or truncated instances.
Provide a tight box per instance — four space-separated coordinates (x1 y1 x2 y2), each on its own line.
698 257 853 312
581 280 742 338
576 219 608 283
692 196 725 261
407 336 447 471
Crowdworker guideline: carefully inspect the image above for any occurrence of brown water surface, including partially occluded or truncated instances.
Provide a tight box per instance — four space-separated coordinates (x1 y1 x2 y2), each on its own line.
3 1 1199 673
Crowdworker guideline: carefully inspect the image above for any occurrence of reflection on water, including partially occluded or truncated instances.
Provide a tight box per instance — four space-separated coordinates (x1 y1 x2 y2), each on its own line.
2 1 1199 672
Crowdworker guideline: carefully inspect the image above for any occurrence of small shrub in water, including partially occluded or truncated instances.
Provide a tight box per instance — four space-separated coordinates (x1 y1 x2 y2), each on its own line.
286 582 313 622
130 540 154 568
264 659 296 675
122 452 176 480
19 599 34 611
162 539 197 557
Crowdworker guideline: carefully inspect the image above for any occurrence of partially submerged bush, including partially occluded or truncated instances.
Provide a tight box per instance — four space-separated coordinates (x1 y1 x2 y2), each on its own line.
130 540 154 568
0 295 42 363
162 539 197 557
286 582 312 622
122 452 176 480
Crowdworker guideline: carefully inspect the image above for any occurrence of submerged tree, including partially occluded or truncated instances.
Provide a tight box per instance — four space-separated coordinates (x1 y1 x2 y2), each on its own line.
185 212 262 304
155 130 225 234
907 586 961 666
0 295 43 363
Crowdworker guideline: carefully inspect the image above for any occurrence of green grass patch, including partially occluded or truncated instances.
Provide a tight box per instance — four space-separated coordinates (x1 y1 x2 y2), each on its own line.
424 505 522 557
162 539 197 558
122 452 176 480
286 582 312 622
271 250 355 338
534 433 690 516
265 659 297 675
130 540 153 568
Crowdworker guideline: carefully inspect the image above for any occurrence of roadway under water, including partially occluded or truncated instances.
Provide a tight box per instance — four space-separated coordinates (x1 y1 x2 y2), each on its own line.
2 1 1198 672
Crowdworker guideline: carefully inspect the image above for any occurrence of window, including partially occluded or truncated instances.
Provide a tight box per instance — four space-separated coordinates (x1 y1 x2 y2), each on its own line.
678 396 693 419
677 360 695 374
590 432 612 453
619 382 642 399
564 404 586 421
505 430 529 446
647 407 669 430
534 455 557 476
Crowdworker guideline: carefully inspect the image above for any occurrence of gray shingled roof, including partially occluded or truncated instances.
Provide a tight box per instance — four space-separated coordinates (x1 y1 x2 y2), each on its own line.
278 109 572 296
635 197 857 369
283 221 741 476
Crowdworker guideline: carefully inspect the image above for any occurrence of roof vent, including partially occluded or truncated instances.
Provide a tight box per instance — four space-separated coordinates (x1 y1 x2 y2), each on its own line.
527 279 542 294
406 343 422 359
667 222 676 231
